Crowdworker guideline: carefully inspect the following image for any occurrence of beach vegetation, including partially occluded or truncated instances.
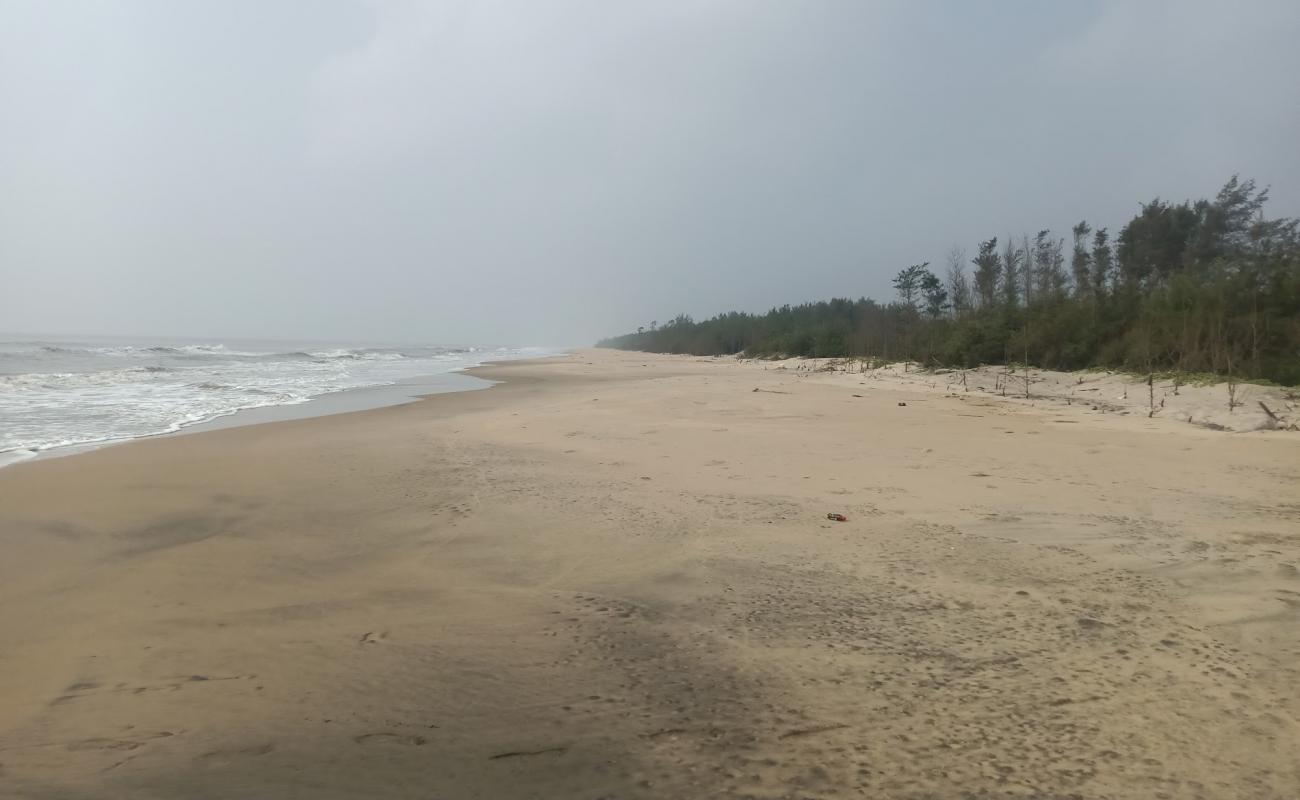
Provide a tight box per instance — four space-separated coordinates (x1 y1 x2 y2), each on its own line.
598 176 1300 385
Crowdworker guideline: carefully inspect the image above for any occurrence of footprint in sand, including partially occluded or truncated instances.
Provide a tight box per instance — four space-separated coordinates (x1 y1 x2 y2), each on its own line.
199 743 274 759
353 732 427 746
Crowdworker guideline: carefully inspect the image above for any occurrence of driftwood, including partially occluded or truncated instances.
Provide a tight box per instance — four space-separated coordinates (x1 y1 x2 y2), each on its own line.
1256 401 1298 431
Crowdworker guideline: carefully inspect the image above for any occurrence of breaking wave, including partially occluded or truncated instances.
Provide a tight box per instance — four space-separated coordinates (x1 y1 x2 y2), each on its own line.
0 339 561 457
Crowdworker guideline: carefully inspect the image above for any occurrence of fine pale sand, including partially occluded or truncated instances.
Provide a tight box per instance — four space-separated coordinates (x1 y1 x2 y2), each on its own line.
1 350 1297 799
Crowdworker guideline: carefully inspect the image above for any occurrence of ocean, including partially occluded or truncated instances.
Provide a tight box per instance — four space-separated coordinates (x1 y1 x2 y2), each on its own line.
0 335 560 466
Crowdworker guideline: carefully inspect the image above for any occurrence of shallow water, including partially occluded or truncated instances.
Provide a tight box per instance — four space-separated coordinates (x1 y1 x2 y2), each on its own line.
0 335 559 463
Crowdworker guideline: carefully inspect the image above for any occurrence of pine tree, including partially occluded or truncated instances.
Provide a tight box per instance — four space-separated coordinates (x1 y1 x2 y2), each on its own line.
1091 228 1113 296
1071 221 1093 298
919 269 949 319
1002 238 1021 307
946 246 971 317
1021 234 1035 306
972 238 1001 309
1032 230 1067 299
892 264 928 313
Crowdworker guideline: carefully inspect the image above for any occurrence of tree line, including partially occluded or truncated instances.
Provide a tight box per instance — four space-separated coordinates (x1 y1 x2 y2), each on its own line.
597 177 1300 384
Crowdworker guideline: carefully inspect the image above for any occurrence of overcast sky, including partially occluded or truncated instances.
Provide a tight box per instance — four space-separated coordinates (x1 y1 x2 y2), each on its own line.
3 1 1298 346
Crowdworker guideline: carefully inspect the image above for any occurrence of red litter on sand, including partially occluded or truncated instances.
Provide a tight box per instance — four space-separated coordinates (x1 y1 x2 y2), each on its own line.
827 513 847 522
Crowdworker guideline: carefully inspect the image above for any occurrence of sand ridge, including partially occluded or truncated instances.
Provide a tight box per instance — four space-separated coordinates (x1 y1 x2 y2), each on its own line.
0 349 1297 798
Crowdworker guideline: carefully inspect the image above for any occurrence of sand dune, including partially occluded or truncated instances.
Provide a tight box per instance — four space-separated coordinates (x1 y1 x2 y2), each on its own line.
1 349 1297 799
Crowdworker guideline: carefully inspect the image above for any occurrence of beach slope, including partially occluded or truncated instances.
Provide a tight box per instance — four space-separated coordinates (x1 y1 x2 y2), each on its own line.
1 350 1297 799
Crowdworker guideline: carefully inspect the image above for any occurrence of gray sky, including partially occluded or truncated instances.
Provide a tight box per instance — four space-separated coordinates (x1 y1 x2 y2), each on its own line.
3 1 1298 346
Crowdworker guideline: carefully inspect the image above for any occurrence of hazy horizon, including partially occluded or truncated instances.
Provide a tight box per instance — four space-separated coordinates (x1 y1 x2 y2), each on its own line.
4 1 1299 346
0 329 556 349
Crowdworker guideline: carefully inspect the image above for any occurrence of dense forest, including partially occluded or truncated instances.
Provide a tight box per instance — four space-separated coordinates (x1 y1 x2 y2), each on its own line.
597 177 1300 385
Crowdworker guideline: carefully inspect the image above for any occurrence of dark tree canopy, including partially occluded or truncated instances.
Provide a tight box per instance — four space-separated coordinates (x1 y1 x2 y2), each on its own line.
598 177 1300 385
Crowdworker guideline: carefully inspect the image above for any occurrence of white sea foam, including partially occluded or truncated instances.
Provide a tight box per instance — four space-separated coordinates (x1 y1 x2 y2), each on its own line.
0 338 561 459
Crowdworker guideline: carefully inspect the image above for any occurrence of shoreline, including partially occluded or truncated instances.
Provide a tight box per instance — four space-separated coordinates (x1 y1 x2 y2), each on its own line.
2 349 1296 798
0 353 565 470
6 348 1290 474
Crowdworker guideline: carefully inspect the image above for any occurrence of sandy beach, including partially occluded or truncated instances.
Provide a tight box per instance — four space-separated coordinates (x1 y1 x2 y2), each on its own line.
1 349 1297 799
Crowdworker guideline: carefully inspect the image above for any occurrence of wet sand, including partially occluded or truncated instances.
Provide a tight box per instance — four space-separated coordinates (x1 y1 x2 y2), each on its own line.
1 349 1297 799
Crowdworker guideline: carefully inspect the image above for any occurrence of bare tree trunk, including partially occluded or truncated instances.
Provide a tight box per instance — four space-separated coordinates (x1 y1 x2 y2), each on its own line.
1226 355 1240 413
1251 286 1259 377
1023 323 1030 399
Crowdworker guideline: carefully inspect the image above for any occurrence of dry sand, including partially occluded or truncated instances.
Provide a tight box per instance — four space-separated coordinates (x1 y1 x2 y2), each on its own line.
1 349 1297 799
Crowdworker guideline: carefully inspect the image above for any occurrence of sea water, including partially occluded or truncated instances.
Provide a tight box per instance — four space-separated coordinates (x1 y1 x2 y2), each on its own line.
0 335 559 465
